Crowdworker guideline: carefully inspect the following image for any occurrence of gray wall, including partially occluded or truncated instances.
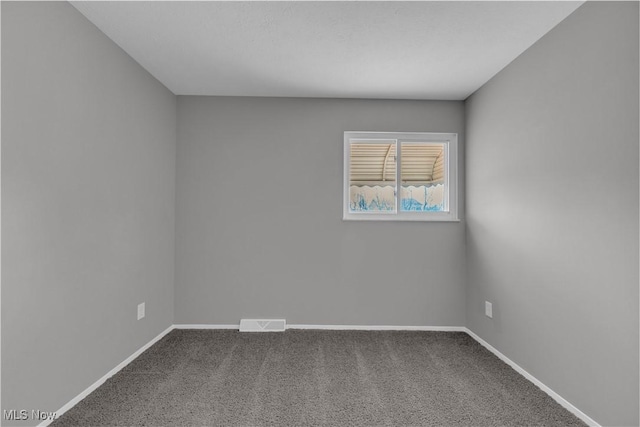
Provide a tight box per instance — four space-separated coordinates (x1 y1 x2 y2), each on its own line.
465 2 639 426
175 96 466 326
1 2 176 425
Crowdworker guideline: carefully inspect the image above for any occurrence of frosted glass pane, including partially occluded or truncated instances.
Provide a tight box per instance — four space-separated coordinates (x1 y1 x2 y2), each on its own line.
349 185 396 212
349 141 396 212
401 184 445 211
400 142 446 212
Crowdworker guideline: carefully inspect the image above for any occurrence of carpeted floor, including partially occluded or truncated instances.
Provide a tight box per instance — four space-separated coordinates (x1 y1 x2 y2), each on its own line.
52 330 585 426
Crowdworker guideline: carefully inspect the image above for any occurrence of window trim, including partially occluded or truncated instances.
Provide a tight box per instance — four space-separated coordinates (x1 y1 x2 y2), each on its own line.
343 131 459 222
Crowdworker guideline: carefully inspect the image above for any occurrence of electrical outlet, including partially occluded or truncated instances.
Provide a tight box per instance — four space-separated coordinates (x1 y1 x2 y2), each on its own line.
485 301 493 318
137 302 145 320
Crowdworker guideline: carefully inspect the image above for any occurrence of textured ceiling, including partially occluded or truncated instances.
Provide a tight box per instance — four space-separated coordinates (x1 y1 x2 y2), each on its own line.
71 1 583 100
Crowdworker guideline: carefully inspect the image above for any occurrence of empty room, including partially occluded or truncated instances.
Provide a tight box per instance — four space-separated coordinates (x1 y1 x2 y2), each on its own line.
2 1 638 426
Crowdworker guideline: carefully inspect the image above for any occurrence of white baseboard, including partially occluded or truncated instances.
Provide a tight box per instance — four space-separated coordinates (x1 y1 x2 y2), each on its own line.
463 328 601 427
173 324 466 332
173 324 239 329
288 324 466 332
39 325 175 427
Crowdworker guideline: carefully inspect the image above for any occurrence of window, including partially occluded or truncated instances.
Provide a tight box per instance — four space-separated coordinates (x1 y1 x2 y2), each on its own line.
343 132 458 221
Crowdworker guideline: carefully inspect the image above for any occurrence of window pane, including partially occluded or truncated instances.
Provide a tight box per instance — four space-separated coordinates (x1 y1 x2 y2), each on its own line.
400 142 446 212
349 140 396 212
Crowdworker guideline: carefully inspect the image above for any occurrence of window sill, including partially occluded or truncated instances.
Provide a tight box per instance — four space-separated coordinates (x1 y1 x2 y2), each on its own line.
343 213 460 222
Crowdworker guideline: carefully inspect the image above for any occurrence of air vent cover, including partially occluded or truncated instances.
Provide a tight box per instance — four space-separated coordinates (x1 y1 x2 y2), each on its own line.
239 319 286 332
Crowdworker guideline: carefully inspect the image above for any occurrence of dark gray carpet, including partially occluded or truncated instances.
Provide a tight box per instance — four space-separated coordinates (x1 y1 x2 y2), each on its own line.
52 330 585 426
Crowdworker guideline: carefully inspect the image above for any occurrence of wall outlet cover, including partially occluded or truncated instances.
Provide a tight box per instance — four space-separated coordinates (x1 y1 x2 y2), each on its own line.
485 301 493 318
137 302 145 320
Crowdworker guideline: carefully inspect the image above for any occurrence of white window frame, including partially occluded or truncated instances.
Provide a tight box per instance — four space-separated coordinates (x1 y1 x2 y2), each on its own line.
343 131 458 222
